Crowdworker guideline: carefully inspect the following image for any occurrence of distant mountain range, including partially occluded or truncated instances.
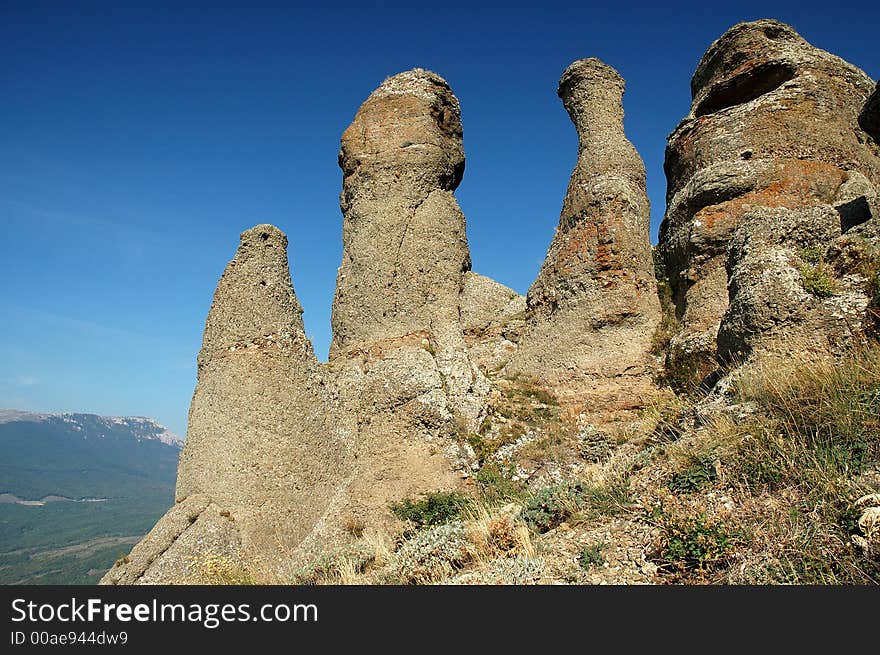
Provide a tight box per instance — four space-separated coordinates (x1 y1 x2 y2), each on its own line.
0 410 182 584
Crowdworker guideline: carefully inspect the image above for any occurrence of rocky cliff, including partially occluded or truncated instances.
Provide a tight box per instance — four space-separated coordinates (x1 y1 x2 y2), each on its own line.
102 19 880 585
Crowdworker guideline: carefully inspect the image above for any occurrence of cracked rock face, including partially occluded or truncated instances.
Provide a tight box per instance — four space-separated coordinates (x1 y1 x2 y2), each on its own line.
103 226 355 584
659 19 880 367
507 58 660 410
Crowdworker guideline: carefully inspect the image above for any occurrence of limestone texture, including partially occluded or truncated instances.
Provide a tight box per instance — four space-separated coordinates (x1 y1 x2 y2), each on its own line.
659 19 880 367
459 272 526 373
331 68 469 354
507 58 660 411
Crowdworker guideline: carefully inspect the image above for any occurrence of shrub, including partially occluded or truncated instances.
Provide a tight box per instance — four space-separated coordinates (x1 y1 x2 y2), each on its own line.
189 550 261 585
291 543 375 585
522 479 632 533
521 483 584 533
578 544 605 570
800 245 825 265
659 514 731 572
385 521 474 584
668 455 717 493
475 463 526 503
659 346 718 394
390 491 471 529
450 555 544 585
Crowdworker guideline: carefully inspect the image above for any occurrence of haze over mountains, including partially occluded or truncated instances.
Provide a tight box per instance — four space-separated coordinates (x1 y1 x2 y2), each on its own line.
0 410 181 584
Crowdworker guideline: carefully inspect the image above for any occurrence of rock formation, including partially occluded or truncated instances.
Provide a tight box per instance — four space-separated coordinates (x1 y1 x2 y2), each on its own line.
507 58 660 414
659 19 880 369
102 225 355 584
103 21 880 586
459 272 526 374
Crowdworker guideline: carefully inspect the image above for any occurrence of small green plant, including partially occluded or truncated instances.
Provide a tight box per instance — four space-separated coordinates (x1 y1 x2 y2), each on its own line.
522 479 632 533
800 245 825 266
522 483 584 533
650 246 679 358
578 544 605 570
390 491 471 530
581 478 633 519
385 521 474 584
475 463 526 503
658 346 718 394
467 433 495 463
799 262 839 297
668 455 717 493
660 514 731 572
291 544 375 585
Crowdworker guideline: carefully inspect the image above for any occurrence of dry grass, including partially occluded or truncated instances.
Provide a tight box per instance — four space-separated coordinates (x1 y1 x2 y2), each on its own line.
464 502 535 561
650 342 880 584
187 549 280 585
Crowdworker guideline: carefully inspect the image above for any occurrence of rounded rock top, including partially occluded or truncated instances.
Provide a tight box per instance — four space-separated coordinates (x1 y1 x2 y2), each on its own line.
371 68 458 105
558 58 624 98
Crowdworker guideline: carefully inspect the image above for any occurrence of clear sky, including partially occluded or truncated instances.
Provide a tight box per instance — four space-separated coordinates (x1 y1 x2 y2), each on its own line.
2 0 878 437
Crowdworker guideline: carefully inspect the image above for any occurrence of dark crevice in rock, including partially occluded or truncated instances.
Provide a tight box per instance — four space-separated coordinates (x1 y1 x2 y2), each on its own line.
695 62 796 117
860 81 880 142
837 196 872 232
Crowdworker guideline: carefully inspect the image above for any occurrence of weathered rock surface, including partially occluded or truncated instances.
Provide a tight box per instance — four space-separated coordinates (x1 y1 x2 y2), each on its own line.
717 206 871 361
659 19 880 368
507 58 660 412
103 226 356 583
330 68 489 429
459 272 526 373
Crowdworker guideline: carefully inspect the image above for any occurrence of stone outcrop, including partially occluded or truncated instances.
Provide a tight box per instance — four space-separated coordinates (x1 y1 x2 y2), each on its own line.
659 19 880 369
507 58 660 413
103 226 356 584
330 68 489 429
459 272 526 373
331 69 468 354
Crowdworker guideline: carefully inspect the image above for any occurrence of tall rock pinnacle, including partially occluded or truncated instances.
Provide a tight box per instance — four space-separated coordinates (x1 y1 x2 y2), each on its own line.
330 69 488 428
177 225 347 507
103 225 354 584
508 58 660 410
659 19 880 369
331 68 470 355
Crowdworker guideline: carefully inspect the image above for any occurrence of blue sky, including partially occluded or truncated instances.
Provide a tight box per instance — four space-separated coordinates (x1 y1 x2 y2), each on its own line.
2 0 878 437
